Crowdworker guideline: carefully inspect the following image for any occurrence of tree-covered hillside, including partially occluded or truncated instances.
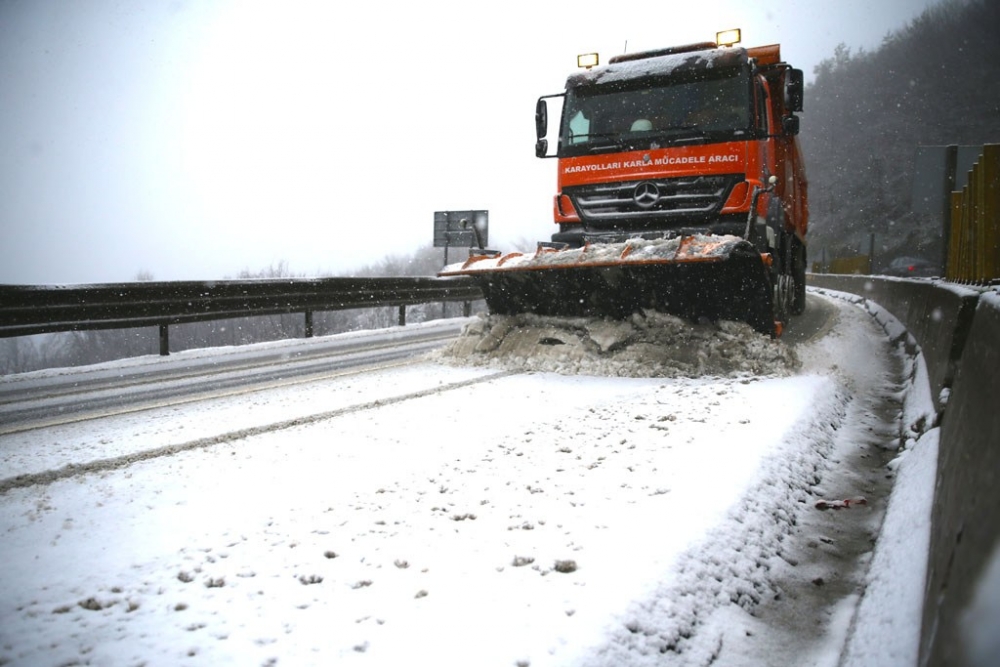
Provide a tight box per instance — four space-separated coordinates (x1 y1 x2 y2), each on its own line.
801 0 999 268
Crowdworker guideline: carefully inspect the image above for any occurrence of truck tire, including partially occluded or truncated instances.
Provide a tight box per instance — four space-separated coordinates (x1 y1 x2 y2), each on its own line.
769 205 796 324
790 239 806 315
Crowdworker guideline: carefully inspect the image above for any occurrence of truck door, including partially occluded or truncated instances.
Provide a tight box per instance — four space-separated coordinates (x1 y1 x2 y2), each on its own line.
752 77 775 243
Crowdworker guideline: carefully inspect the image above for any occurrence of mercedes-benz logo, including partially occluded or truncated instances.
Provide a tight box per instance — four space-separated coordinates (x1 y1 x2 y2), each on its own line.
633 181 659 209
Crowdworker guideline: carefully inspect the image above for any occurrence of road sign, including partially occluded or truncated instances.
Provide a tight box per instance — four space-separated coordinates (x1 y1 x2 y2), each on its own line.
434 210 488 249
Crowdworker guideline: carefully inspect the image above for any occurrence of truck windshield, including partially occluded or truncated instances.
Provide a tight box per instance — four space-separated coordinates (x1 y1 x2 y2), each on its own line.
560 68 751 156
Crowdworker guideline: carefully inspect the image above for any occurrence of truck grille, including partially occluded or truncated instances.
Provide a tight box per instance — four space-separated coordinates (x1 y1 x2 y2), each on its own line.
567 174 741 227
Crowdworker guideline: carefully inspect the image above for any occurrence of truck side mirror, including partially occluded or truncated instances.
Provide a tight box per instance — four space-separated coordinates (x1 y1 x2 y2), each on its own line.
535 138 549 158
782 114 800 136
535 98 548 140
785 69 804 112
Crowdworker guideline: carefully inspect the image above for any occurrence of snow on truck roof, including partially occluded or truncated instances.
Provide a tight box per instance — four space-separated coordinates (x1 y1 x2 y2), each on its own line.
565 43 783 89
565 46 748 89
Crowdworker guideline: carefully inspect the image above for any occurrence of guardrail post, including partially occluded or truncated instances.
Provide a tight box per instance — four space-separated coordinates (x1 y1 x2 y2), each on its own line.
463 301 471 317
304 310 314 338
947 144 999 283
970 164 981 282
398 305 406 326
159 324 170 356
948 191 962 280
983 144 998 282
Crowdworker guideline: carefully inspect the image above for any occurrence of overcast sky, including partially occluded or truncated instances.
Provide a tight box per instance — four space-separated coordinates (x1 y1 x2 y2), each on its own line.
0 0 942 284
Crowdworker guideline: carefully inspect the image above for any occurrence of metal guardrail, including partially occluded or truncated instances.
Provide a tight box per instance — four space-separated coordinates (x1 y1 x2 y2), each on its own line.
0 276 484 355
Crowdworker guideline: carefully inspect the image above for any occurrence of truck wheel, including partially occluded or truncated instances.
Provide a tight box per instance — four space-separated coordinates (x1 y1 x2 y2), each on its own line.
771 227 796 324
774 273 793 324
790 240 806 315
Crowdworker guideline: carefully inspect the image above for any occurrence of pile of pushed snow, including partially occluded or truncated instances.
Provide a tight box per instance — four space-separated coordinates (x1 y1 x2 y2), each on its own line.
436 311 799 378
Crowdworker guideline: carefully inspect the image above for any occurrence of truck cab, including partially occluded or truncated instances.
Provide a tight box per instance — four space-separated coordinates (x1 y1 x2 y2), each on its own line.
535 34 808 314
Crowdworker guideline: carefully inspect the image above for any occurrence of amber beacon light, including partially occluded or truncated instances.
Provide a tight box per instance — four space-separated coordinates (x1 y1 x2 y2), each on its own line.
716 28 742 47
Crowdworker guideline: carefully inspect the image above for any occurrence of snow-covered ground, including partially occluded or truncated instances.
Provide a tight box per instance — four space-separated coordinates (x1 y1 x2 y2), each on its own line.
0 290 938 666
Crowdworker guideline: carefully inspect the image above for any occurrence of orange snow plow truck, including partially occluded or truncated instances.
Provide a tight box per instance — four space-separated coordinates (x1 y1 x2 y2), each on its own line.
441 31 807 336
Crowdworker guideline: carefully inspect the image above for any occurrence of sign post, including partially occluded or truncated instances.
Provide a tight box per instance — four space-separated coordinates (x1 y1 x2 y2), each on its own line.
434 210 489 267
434 210 488 317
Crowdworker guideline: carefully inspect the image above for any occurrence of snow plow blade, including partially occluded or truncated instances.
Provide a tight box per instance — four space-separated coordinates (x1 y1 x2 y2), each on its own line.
439 235 778 337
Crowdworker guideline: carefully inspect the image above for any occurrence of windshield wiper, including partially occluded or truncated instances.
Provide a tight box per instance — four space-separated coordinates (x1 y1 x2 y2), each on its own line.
587 142 626 154
657 125 708 143
569 133 623 154
576 126 711 153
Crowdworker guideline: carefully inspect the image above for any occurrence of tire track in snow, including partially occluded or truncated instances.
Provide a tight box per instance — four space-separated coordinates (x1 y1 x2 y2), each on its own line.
0 369 517 494
578 294 910 666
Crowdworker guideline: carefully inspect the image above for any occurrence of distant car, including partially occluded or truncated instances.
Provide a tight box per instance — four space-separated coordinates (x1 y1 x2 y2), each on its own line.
883 256 939 278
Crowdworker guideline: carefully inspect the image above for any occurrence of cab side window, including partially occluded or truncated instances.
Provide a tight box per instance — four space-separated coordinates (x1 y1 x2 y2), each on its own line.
568 110 591 144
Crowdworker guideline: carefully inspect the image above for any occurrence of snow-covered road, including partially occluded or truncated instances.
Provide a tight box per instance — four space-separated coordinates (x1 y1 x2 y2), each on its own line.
0 291 937 666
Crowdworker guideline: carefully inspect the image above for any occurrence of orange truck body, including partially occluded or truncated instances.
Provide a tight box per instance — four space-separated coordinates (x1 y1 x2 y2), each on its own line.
439 38 809 336
539 42 808 264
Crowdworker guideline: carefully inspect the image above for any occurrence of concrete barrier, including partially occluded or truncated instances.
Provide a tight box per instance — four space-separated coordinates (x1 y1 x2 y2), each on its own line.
920 292 1000 666
807 274 979 412
807 275 999 666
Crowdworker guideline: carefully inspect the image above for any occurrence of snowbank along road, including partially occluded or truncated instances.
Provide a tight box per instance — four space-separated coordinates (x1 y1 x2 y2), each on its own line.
0 291 936 666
